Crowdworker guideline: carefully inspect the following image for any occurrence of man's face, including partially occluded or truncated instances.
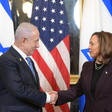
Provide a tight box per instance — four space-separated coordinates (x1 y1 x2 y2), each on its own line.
24 29 40 56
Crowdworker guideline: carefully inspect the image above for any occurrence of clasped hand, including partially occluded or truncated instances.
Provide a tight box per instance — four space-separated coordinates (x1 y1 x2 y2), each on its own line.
48 91 58 104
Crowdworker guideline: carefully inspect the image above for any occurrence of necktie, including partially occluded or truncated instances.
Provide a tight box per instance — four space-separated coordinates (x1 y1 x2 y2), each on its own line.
26 57 36 80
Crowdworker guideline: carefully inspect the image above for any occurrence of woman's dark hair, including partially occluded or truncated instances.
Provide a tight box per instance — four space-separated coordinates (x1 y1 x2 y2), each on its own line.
92 31 112 64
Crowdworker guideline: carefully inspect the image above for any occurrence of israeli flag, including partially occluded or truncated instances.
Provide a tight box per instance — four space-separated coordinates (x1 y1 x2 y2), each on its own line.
79 0 112 111
0 0 14 55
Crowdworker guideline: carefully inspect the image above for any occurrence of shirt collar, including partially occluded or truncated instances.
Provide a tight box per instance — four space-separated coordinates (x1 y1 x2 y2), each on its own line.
12 44 27 60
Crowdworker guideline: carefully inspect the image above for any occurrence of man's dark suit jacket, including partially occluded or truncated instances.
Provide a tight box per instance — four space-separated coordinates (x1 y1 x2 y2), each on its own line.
0 47 46 112
56 61 112 112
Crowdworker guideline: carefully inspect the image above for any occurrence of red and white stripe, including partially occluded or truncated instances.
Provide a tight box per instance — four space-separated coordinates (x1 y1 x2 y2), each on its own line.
32 35 70 112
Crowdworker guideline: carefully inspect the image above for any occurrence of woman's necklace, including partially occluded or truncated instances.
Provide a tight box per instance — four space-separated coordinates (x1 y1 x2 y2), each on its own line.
95 63 104 70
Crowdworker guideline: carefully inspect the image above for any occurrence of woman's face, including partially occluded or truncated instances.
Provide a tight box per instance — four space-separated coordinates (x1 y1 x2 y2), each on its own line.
88 35 100 58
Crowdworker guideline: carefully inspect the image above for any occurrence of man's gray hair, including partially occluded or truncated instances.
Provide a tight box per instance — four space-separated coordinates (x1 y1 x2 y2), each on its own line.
15 22 37 41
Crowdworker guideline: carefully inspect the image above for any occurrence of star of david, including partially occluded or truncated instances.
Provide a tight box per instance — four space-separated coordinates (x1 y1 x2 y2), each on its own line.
0 43 9 54
102 0 112 16
81 48 94 61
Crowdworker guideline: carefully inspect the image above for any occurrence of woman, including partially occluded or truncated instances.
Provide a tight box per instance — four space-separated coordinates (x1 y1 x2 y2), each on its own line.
55 31 112 112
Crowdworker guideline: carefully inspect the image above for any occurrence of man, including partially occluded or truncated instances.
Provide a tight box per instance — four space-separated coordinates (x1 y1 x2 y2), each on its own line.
0 22 56 112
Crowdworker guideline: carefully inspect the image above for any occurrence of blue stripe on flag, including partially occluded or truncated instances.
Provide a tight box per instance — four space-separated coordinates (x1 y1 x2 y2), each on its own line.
0 0 12 19
79 95 86 112
81 48 94 61
102 0 112 16
0 43 9 53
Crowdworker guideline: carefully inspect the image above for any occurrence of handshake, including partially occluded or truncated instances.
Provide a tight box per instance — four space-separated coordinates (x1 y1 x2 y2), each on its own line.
48 91 58 105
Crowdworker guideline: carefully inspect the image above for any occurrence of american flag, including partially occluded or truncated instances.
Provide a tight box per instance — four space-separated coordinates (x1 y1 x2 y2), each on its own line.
31 0 70 112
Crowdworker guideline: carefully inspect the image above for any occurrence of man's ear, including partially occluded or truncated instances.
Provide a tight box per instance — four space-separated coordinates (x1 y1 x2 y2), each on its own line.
21 37 26 44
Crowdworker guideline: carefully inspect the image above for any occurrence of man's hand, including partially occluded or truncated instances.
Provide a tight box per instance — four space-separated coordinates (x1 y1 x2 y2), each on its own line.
48 91 58 104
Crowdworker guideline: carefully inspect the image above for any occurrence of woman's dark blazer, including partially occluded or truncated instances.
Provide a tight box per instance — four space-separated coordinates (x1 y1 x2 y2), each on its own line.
0 47 46 112
56 60 112 112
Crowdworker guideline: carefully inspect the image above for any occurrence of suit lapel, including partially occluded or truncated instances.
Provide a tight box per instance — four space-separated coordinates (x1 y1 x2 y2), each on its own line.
18 57 38 85
9 47 38 85
31 59 40 87
95 61 112 97
86 61 94 100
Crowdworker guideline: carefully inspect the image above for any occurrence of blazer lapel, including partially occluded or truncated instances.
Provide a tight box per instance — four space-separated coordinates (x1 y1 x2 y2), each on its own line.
31 59 40 87
18 57 37 85
86 61 95 101
9 47 37 85
95 61 112 98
